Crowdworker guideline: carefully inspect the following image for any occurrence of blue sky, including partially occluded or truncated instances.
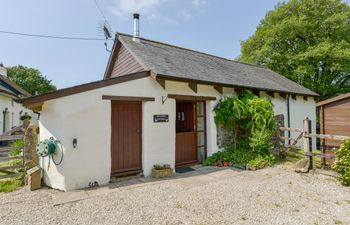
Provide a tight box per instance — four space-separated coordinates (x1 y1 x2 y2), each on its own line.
0 0 290 88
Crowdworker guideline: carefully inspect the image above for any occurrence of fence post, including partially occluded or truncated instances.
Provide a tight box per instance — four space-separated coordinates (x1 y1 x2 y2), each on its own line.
303 117 312 170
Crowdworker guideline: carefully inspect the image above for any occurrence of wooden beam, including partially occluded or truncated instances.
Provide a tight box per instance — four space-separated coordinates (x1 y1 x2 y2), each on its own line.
188 82 198 93
279 127 303 132
168 94 216 101
25 102 43 112
235 88 244 95
252 90 260 96
214 86 223 94
102 95 155 101
0 173 21 180
0 135 23 141
304 133 350 141
266 91 275 98
156 78 165 89
279 93 287 99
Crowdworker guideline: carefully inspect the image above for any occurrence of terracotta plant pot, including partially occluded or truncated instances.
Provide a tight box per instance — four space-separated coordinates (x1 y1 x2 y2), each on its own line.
223 162 229 167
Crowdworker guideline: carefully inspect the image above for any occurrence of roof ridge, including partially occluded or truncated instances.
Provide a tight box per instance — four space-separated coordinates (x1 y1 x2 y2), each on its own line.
116 32 268 70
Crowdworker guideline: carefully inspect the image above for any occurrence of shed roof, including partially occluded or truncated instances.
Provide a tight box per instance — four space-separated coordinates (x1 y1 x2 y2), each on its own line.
115 33 318 97
316 92 350 107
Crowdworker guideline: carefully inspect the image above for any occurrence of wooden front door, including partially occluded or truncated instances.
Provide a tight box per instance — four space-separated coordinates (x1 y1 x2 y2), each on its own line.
175 102 197 166
111 101 142 175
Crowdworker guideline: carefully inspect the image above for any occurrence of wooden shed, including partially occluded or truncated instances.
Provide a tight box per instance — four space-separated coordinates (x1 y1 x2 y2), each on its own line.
317 92 350 149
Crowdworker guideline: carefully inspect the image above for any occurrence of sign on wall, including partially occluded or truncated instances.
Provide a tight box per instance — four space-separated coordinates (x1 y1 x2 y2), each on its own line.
153 114 169 123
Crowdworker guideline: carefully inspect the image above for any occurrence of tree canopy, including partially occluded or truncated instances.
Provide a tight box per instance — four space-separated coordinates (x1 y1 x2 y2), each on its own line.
240 0 350 100
6 65 56 95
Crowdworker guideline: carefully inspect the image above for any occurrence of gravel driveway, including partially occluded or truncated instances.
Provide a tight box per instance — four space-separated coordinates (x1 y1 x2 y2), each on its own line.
0 164 349 225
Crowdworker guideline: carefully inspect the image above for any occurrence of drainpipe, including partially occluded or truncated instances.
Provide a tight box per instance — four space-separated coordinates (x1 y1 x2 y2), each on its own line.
287 94 291 145
2 108 8 133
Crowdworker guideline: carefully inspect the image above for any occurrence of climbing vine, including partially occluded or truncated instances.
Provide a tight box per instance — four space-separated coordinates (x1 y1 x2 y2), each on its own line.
204 91 276 169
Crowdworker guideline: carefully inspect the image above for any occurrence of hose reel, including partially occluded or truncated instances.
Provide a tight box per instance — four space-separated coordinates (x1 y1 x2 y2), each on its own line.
36 137 64 169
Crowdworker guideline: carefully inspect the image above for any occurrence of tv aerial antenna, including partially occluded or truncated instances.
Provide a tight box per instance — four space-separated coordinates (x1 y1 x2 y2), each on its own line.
94 0 113 52
98 21 113 52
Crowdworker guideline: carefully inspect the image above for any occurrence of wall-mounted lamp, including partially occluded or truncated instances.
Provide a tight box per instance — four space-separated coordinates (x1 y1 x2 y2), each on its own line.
73 138 77 148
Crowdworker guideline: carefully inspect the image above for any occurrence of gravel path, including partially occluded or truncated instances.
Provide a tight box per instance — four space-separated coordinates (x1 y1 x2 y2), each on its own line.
0 164 349 225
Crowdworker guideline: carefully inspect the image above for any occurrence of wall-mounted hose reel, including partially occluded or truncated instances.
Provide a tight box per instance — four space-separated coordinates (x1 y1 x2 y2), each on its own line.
36 137 64 169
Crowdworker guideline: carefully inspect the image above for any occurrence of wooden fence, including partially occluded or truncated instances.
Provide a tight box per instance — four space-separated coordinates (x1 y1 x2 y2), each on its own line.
0 134 24 179
279 117 349 171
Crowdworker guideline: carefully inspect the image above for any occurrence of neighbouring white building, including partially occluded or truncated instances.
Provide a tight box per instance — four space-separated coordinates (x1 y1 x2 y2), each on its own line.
0 64 33 135
22 15 318 191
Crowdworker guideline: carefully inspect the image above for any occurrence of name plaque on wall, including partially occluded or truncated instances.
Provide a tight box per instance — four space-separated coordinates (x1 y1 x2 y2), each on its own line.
153 114 169 123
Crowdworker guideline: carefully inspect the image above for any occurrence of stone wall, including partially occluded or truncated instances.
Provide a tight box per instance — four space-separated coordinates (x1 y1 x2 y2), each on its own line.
273 114 285 155
216 114 285 151
216 125 235 148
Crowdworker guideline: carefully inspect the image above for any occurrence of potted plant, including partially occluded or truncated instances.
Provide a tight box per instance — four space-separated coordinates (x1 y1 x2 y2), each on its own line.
151 164 173 178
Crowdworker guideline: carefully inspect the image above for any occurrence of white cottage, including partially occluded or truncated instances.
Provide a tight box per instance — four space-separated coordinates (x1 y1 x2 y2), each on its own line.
23 20 318 191
0 64 33 135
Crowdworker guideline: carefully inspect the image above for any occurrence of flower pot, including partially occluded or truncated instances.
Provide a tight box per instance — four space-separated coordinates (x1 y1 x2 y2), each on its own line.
223 162 229 167
151 168 173 178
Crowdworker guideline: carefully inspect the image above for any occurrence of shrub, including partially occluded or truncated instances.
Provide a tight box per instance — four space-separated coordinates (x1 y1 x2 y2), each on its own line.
246 155 275 170
203 149 234 166
20 113 31 121
332 139 350 186
207 91 276 170
10 139 24 156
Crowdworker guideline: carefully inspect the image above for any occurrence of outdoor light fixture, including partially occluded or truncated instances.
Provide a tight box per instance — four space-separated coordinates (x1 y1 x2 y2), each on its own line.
73 138 77 148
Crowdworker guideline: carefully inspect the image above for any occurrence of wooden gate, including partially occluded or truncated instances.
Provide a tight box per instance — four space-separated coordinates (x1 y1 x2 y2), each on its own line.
111 101 142 176
0 134 24 180
279 117 350 171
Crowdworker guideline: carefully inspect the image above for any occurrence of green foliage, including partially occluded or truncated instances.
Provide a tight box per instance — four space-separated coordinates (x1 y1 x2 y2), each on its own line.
246 155 275 170
153 164 171 170
20 113 32 121
214 91 275 155
203 149 235 166
240 0 350 100
0 140 24 192
332 138 350 186
0 177 23 193
204 92 276 169
10 139 24 156
7 65 56 95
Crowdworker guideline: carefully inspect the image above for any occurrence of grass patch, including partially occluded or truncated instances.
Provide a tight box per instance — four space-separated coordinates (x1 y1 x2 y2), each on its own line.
0 177 23 193
0 140 25 193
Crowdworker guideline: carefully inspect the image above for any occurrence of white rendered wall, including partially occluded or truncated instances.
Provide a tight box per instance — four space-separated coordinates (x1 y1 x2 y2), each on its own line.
260 92 316 148
38 77 316 191
0 94 34 134
39 77 174 191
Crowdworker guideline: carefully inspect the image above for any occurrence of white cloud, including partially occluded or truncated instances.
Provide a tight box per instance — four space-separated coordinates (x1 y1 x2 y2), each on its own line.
147 13 179 25
179 11 192 21
111 0 161 17
192 0 207 10
110 0 205 25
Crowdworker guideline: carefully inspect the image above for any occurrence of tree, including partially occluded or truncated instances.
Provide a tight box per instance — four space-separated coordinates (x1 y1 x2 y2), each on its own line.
6 65 56 95
240 0 350 100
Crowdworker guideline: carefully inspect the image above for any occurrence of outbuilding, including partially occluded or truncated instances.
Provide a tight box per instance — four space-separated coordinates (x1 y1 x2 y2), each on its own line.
23 30 318 191
317 92 350 149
